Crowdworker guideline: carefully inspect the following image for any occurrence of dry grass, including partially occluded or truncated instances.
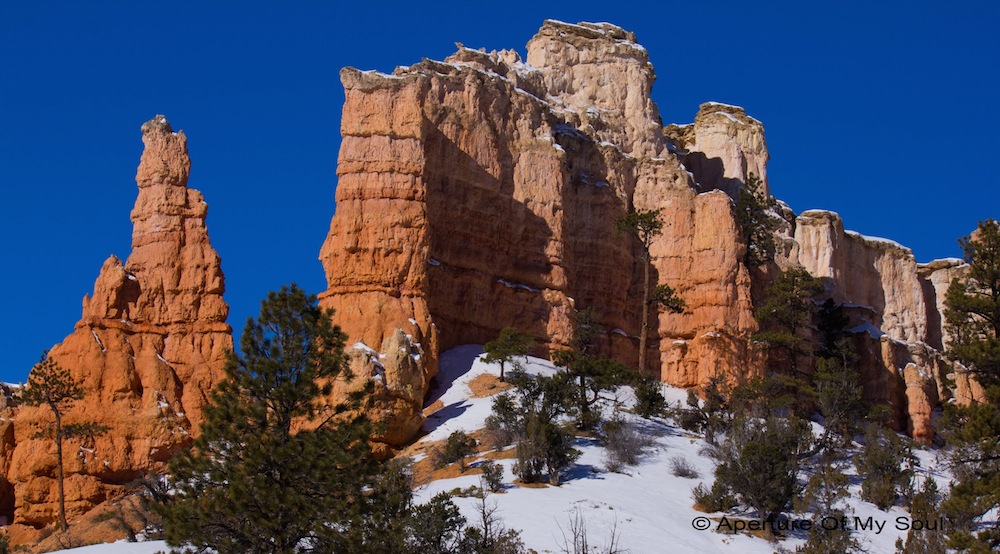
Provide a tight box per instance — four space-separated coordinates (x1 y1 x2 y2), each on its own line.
467 373 513 398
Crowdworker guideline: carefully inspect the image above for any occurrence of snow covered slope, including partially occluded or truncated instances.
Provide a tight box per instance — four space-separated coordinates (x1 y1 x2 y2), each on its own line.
414 345 951 554
47 345 951 554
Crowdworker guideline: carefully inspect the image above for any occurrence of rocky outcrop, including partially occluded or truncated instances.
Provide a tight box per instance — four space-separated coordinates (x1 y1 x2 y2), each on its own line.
794 210 928 344
665 102 770 199
319 20 760 445
319 20 974 447
1 116 231 528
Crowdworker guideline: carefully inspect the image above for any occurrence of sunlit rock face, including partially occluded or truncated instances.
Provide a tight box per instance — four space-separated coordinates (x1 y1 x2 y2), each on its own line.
1 116 232 528
318 19 969 447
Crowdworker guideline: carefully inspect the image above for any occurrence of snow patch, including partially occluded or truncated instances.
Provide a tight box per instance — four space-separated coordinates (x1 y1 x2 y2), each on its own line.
497 279 540 293
849 321 886 339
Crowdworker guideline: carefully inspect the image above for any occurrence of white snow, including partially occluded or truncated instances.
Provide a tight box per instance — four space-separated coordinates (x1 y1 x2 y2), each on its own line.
53 346 953 554
799 209 841 219
497 279 540 293
712 111 742 124
91 330 106 353
45 541 168 554
412 345 933 553
427 258 442 266
845 230 909 251
849 321 886 339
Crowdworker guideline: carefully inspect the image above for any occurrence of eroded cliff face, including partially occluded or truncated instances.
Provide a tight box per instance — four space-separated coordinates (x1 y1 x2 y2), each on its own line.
1 116 231 529
319 19 971 447
319 20 760 444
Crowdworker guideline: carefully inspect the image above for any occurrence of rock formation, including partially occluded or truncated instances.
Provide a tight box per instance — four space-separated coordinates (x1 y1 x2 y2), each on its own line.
0 116 231 530
319 21 761 445
318 19 975 447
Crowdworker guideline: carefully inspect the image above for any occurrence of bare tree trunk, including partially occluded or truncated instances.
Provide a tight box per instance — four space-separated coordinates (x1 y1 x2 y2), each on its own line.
638 253 651 373
53 407 68 531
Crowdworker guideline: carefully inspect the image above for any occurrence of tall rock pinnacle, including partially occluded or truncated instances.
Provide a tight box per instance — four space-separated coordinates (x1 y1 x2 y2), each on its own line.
0 116 232 532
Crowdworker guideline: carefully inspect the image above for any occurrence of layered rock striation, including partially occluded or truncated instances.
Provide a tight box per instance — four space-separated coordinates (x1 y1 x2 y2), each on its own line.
318 20 976 447
319 21 763 445
0 116 231 529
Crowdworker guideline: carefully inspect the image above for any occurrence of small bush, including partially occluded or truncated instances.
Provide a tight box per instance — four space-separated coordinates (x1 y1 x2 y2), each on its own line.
602 414 654 472
483 414 516 450
669 456 699 479
441 431 478 470
633 377 667 419
480 460 504 492
692 481 736 513
857 425 914 510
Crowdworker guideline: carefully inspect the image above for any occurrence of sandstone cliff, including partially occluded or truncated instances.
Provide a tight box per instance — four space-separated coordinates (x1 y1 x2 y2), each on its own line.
319 21 761 445
317 19 975 448
0 116 231 530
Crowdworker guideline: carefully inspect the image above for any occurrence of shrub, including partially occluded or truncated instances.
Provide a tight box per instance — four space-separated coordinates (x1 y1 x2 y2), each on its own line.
669 456 699 479
633 376 667 418
856 424 914 510
483 394 520 449
441 431 478 471
713 415 811 522
602 413 654 472
480 460 504 492
692 481 736 513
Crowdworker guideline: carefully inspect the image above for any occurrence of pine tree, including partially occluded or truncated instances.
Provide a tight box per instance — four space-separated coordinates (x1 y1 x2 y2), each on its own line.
856 424 915 510
483 326 534 382
551 309 630 430
21 352 106 531
939 219 1000 550
734 173 780 268
615 209 685 372
712 414 811 524
752 267 825 373
944 218 1000 386
159 285 394 553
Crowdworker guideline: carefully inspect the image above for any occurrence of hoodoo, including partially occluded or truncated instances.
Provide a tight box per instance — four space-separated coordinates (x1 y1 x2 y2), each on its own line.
0 116 232 532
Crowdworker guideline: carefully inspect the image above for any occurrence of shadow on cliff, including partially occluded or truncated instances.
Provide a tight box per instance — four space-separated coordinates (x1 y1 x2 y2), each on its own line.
421 123 558 352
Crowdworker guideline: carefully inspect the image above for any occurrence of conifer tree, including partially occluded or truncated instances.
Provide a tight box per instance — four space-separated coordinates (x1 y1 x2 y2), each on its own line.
939 219 1000 550
159 285 390 553
615 209 685 372
752 267 825 373
21 352 105 531
551 309 630 430
945 218 1000 386
483 326 534 382
735 173 780 268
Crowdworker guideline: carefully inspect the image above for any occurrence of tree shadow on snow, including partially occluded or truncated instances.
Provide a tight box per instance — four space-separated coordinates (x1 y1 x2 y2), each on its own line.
420 401 472 435
424 345 484 407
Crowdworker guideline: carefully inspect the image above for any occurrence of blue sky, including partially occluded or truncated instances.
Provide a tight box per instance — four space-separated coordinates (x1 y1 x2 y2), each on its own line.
2 2 997 382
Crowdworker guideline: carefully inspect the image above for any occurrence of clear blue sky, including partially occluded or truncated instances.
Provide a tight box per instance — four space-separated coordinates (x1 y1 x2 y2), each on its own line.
2 1 997 382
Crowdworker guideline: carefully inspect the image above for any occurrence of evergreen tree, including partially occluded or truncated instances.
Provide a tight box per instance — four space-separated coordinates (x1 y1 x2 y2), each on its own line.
552 309 630 430
795 454 861 553
944 218 1000 386
483 326 534 382
159 285 392 553
735 173 780 268
856 424 915 510
712 414 811 524
752 267 825 373
504 373 580 486
21 352 106 531
895 477 948 554
615 209 685 372
939 219 1000 550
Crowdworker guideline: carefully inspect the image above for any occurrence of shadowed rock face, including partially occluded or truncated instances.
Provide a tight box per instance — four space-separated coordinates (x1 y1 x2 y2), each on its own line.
319 19 975 448
1 115 232 529
319 20 764 446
